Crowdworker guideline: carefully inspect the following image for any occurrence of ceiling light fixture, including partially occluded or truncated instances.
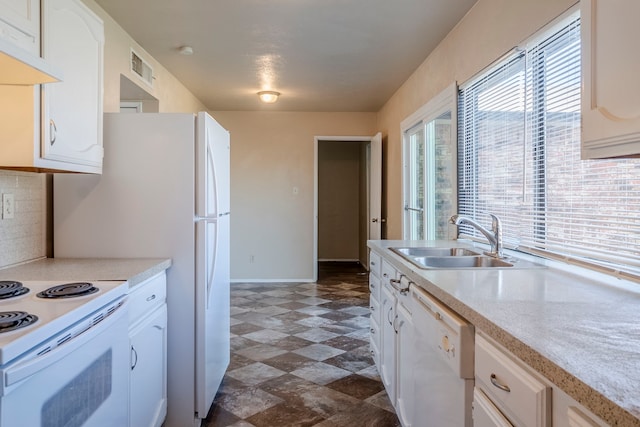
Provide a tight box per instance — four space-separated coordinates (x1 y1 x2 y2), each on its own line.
257 90 280 103
178 45 194 55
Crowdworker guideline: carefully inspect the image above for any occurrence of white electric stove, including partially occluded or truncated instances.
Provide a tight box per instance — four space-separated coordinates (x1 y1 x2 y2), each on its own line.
0 279 130 427
0 279 127 365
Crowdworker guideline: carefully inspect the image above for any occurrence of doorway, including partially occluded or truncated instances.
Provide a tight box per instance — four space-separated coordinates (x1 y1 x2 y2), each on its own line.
313 135 381 281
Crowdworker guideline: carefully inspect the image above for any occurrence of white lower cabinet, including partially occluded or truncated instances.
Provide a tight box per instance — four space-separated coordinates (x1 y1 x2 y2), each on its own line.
371 255 415 426
380 281 396 403
128 272 168 427
394 299 413 427
474 333 551 427
473 387 514 427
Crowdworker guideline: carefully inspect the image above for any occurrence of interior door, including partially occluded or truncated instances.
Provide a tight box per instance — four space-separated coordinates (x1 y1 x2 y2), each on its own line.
369 132 383 240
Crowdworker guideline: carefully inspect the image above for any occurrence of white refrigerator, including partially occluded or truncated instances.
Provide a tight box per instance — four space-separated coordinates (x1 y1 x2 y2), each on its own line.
53 112 230 427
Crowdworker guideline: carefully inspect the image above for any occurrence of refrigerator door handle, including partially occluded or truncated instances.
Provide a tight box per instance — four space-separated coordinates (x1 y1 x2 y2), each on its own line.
206 221 218 310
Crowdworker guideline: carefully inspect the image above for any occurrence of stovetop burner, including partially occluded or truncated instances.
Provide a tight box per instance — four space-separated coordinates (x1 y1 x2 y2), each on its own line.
0 311 38 333
0 281 29 300
36 282 99 299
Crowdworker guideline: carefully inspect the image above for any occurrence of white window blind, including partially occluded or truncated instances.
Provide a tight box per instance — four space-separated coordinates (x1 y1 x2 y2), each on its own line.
457 14 640 275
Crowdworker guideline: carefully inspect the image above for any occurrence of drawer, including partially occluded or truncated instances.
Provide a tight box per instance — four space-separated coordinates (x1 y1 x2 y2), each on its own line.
128 272 167 326
369 250 381 277
475 334 551 427
369 274 381 302
381 259 397 286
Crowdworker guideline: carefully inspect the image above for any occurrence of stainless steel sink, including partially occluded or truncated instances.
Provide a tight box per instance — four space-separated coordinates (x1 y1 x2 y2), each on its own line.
390 246 546 269
413 256 513 268
391 247 480 257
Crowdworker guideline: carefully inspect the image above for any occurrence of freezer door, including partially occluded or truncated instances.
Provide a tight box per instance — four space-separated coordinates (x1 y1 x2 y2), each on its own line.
195 216 230 419
196 112 231 218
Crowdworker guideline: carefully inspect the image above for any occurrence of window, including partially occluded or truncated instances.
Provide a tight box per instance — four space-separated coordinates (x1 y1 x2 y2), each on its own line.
457 11 640 276
402 85 457 240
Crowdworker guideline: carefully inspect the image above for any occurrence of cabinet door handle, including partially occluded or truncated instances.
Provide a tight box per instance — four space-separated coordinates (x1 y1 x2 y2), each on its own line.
49 119 57 145
146 294 156 302
370 328 375 334
387 306 394 325
490 373 511 392
131 346 138 370
390 275 411 294
370 305 375 311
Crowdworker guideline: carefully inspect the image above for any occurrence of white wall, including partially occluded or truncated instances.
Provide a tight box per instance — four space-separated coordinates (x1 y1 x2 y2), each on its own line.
210 111 377 281
377 0 577 238
81 0 206 113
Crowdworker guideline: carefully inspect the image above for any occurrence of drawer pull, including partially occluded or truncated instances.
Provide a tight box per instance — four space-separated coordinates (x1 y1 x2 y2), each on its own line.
146 294 157 302
371 261 376 266
370 305 375 311
370 328 375 334
490 373 511 393
370 283 376 289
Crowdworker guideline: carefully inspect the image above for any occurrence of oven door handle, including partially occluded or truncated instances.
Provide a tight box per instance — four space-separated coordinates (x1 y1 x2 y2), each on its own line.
3 301 127 388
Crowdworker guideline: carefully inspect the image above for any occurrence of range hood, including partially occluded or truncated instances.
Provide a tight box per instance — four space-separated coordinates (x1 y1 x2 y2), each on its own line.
0 38 62 85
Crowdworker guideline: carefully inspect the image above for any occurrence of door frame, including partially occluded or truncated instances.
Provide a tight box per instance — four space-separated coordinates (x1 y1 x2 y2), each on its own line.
313 135 377 282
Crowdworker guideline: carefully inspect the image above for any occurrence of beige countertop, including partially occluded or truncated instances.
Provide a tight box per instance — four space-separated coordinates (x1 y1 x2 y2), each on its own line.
0 257 172 289
368 239 640 427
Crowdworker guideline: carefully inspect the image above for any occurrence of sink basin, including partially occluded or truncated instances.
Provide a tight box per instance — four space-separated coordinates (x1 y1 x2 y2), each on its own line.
391 247 480 257
389 246 546 269
413 256 513 268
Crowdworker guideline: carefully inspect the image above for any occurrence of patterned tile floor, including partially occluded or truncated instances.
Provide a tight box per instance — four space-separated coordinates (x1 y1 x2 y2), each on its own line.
203 262 401 427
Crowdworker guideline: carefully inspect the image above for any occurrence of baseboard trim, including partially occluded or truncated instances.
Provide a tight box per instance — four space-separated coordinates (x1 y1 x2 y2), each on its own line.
231 278 314 284
318 258 360 262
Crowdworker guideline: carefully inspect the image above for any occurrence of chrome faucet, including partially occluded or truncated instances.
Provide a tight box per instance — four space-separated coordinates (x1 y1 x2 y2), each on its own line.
450 214 504 258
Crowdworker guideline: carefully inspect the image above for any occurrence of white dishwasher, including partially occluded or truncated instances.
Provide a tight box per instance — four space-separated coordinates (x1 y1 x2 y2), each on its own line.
411 285 475 427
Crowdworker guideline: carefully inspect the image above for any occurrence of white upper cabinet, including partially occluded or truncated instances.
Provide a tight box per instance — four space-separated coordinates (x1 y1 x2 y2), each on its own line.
0 0 39 54
581 0 640 158
41 0 104 173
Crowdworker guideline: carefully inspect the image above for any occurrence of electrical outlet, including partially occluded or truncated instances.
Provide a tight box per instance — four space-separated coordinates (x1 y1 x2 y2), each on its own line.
2 194 14 219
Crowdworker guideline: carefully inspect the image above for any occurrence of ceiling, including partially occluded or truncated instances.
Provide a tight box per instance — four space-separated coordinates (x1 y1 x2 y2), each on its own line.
96 0 478 112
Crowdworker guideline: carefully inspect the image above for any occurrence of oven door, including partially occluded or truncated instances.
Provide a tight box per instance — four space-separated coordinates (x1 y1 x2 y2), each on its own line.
0 300 129 427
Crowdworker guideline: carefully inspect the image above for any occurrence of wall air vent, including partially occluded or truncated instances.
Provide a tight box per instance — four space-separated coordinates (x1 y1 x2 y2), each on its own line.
130 49 153 87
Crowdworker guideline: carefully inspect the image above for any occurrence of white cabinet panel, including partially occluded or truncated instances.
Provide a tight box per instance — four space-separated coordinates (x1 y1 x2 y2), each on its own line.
380 281 396 403
473 387 514 427
128 272 168 427
395 301 413 427
41 0 103 172
581 0 640 158
475 334 551 427
0 0 39 53
130 305 168 427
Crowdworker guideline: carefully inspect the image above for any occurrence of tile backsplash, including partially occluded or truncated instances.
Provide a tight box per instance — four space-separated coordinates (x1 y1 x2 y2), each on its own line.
0 170 46 269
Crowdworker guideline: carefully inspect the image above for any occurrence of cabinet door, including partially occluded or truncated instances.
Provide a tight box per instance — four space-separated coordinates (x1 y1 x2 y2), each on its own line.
395 301 413 427
380 283 396 403
41 0 103 171
130 305 168 427
0 0 39 53
473 387 514 427
581 0 640 158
